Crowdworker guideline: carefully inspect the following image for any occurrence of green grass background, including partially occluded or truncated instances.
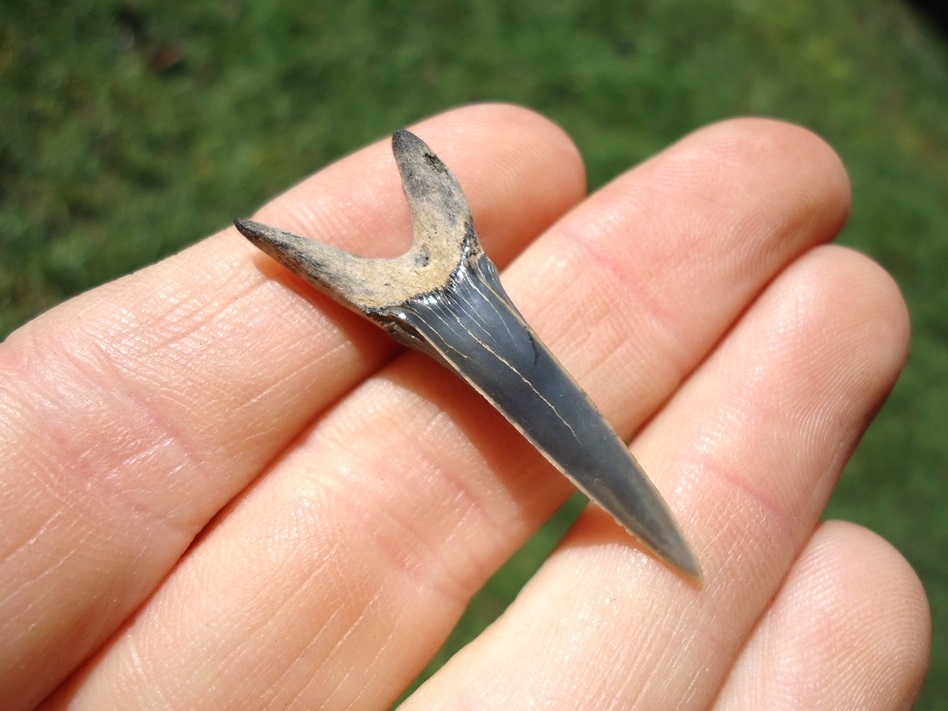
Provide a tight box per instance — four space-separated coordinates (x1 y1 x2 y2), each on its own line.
2 0 946 705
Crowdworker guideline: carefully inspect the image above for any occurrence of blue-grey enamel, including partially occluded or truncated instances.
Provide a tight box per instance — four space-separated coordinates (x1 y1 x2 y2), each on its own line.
235 130 701 580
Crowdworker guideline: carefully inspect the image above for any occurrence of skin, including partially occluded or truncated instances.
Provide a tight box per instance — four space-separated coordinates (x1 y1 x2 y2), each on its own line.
0 104 930 709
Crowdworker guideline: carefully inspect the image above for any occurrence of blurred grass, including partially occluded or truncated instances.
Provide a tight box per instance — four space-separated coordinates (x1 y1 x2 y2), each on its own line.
2 0 946 705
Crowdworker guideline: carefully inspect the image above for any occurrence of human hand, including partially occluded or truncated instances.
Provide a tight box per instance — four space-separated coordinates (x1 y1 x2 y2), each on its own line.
1 105 929 709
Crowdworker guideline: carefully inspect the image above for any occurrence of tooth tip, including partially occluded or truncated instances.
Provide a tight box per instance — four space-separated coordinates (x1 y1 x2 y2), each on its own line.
626 507 704 585
671 548 703 583
653 534 702 583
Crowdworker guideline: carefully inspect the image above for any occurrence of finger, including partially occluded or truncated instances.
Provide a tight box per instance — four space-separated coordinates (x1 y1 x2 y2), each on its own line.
0 104 583 710
714 521 930 710
46 120 855 710
404 247 910 709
